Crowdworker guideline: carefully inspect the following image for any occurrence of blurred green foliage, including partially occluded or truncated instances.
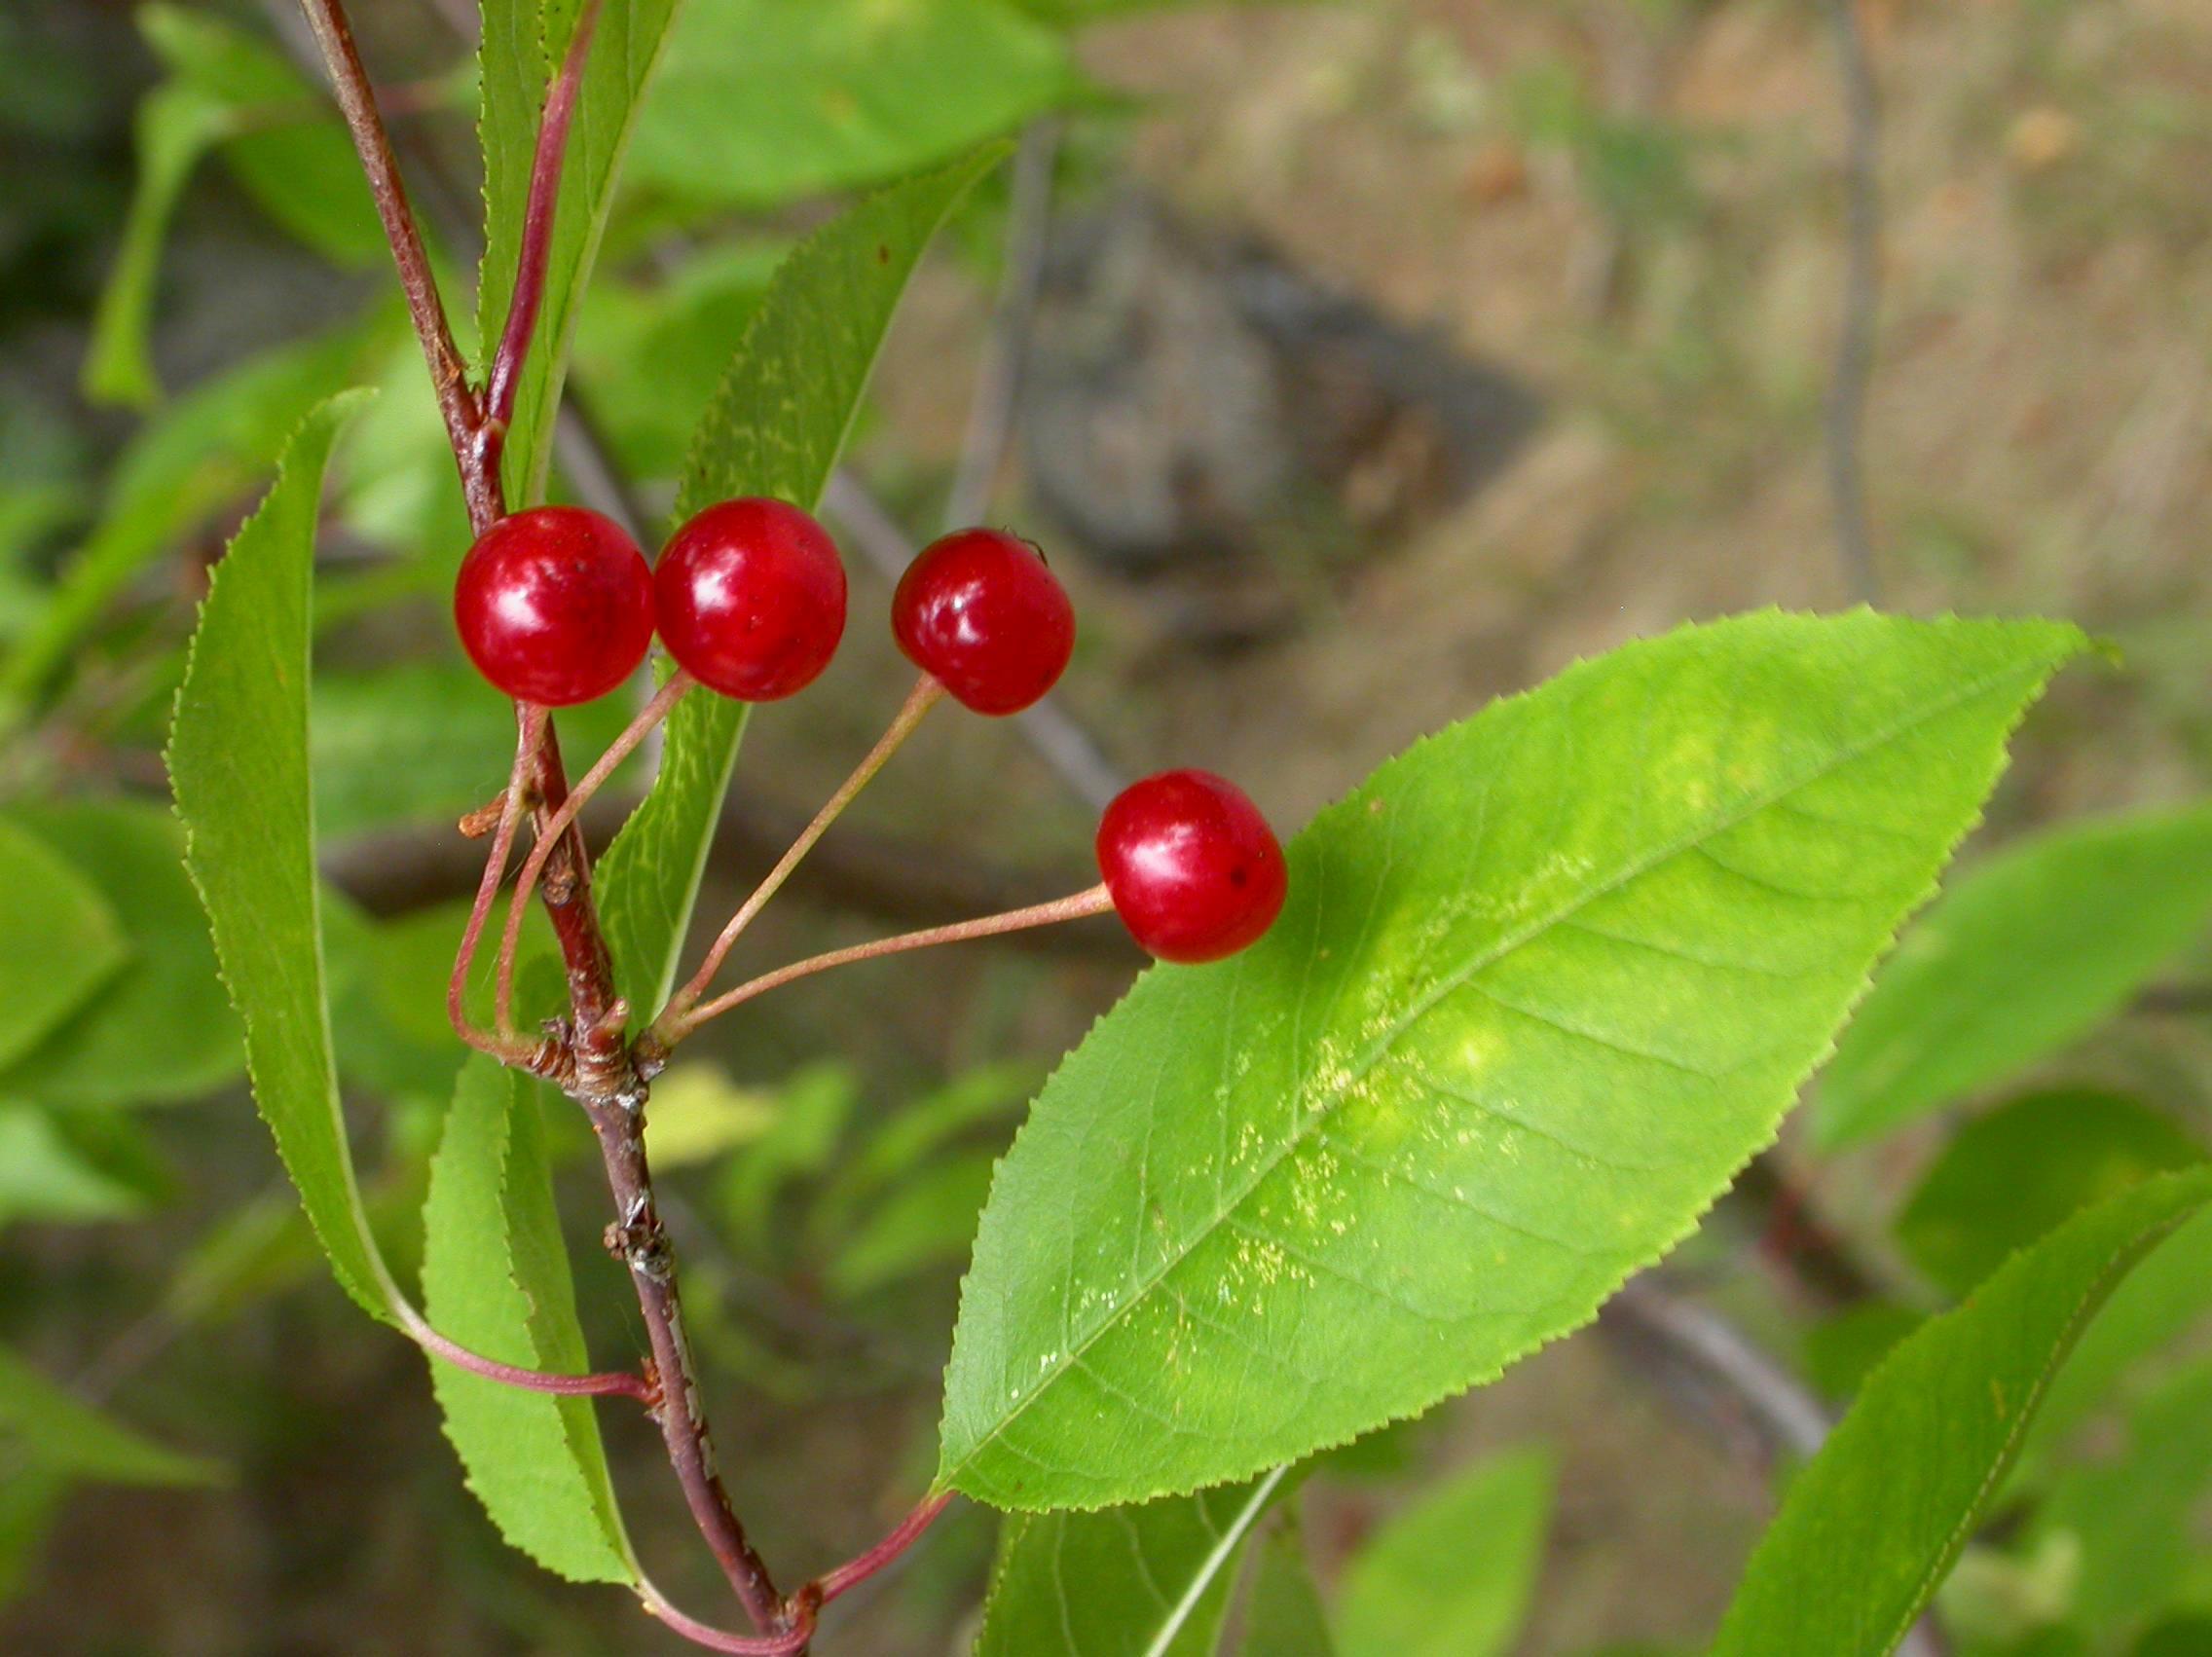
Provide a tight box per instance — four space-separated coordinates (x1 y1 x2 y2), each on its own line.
3 0 2211 1651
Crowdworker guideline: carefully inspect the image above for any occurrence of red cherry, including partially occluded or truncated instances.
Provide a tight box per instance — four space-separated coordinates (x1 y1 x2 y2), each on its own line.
655 498 848 701
454 506 654 706
892 528 1075 715
1096 770 1288 964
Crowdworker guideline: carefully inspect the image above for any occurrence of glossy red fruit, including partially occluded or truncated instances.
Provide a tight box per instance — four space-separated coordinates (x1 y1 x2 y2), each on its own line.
892 528 1075 715
454 505 654 706
1096 770 1287 964
655 497 848 701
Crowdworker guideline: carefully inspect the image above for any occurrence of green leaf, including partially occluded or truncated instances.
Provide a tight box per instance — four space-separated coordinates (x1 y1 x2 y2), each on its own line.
6 317 379 722
940 612 2085 1509
1337 1447 1553 1657
82 9 380 409
138 6 384 264
0 818 126 1070
1897 1088 2204 1299
628 0 1074 208
0 1465 67 1609
2027 1205 2212 1455
475 0 684 503
1817 801 2212 1149
0 799 241 1107
1801 1302 1927 1401
1241 1519 1338 1657
0 1343 223 1487
1709 1167 2212 1657
312 659 639 838
167 390 405 1325
825 1148 997 1301
976 1470 1290 1657
596 146 1003 1016
2136 1620 2212 1657
0 1102 152 1230
813 1060 1037 1239
420 1056 635 1584
2034 1359 2212 1642
639 1061 776 1168
713 1062 857 1258
571 239 783 479
82 79 230 408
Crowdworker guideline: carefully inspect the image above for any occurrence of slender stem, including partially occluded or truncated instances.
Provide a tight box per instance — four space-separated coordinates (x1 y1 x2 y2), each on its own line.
496 672 693 1035
404 1312 654 1404
294 0 495 532
665 884 1115 1045
481 0 604 473
655 675 945 1037
814 1492 954 1605
450 705 549 1065
641 1579 817 1655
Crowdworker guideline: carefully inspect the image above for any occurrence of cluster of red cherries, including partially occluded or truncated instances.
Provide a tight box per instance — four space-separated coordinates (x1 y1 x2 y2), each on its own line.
453 499 1287 965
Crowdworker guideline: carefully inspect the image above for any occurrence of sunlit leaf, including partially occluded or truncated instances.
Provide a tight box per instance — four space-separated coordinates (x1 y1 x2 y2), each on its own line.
940 612 2084 1509
1710 1168 2212 1657
640 1062 776 1167
1817 801 2212 1149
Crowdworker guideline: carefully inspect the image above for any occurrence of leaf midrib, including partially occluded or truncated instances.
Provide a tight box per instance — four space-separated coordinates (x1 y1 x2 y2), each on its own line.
943 649 2059 1491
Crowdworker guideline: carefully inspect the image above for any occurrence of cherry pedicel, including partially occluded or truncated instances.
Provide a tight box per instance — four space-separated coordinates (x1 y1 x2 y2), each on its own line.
454 505 655 707
1096 770 1288 964
892 528 1075 715
656 497 849 701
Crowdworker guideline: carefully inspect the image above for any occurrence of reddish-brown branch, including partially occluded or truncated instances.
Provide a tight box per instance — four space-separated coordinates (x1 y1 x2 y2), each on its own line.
295 0 495 532
587 1100 787 1632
